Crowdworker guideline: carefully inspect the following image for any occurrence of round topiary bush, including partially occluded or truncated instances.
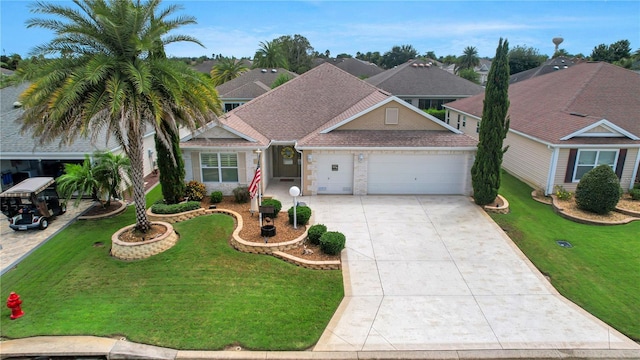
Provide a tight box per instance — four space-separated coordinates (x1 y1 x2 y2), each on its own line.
288 205 311 226
575 164 622 214
307 224 327 245
233 186 250 203
210 191 223 204
184 181 207 201
319 231 346 255
261 198 282 217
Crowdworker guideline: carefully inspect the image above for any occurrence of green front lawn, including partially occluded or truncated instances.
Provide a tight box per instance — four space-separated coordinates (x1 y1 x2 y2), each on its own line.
491 172 640 341
0 186 344 350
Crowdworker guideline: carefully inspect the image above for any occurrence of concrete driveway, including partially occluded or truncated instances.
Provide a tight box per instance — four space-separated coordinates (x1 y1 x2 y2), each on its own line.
301 195 638 351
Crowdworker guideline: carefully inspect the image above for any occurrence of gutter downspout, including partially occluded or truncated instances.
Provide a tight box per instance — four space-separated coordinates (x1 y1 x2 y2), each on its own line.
546 146 560 196
294 142 304 196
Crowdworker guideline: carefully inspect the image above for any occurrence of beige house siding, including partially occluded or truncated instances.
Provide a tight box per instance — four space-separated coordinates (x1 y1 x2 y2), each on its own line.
338 103 448 131
502 132 552 191
445 109 480 138
554 147 639 191
198 126 241 139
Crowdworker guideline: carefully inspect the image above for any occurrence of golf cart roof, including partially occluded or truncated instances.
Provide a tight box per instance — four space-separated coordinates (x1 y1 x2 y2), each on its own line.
0 177 55 198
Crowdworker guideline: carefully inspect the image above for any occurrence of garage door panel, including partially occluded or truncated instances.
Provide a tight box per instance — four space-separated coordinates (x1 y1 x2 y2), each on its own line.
316 154 354 194
368 154 467 195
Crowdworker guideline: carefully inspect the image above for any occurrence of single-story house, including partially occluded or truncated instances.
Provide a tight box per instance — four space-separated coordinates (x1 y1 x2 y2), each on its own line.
216 68 298 112
181 63 478 196
509 56 581 84
0 82 158 191
444 61 640 194
366 59 485 111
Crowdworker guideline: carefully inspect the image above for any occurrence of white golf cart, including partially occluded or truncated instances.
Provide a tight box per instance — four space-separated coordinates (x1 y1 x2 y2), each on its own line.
0 177 66 231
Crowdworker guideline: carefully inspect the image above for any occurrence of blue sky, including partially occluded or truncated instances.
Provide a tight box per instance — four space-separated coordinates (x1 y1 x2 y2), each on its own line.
1 1 638 60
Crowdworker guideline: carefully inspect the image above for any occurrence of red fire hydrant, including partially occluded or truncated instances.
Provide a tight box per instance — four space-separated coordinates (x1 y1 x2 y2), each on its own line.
6 292 25 320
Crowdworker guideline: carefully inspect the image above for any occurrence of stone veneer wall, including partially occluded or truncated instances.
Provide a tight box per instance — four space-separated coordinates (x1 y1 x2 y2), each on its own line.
111 221 178 260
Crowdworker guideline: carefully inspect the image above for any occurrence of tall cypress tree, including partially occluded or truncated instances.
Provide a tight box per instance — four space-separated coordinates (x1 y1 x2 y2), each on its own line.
471 38 510 205
155 124 186 204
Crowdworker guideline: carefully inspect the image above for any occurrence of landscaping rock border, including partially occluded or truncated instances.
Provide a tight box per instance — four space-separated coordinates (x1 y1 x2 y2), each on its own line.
78 200 127 220
550 195 639 226
111 221 178 260
483 194 510 214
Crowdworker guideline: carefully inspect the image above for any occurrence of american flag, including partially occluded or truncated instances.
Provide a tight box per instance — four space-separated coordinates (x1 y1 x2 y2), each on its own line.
248 165 261 199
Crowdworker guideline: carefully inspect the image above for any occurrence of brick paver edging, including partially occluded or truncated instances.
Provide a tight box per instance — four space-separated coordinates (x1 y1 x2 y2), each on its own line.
146 207 340 270
483 194 510 214
111 221 178 260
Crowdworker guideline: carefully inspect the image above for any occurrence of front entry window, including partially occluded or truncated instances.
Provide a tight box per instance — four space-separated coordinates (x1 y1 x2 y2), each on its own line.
573 150 617 181
201 153 238 182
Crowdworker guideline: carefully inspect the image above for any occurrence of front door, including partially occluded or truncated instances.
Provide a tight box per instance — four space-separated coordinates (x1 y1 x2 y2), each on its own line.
273 145 300 178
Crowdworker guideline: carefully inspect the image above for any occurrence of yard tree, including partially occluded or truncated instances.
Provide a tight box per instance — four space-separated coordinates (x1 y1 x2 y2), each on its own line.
253 40 288 69
380 45 418 69
155 123 185 204
210 57 248 86
508 45 547 74
471 38 511 205
274 34 314 74
19 0 221 232
590 39 631 63
455 46 480 73
93 151 132 206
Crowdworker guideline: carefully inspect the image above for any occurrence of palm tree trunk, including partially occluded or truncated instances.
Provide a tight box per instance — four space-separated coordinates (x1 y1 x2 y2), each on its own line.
128 125 151 232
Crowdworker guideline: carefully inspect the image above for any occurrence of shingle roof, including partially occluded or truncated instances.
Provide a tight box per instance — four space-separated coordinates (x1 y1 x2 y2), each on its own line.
445 62 640 145
314 58 384 78
0 82 124 157
216 68 298 100
298 130 478 148
509 56 580 84
221 63 390 142
366 59 485 97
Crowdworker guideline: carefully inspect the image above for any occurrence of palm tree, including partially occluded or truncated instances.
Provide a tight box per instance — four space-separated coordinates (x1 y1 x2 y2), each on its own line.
57 155 101 207
93 151 132 206
210 57 248 86
456 46 480 73
19 0 221 232
252 40 288 69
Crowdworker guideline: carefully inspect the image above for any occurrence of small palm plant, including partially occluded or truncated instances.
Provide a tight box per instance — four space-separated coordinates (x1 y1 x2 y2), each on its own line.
93 151 132 206
56 155 102 207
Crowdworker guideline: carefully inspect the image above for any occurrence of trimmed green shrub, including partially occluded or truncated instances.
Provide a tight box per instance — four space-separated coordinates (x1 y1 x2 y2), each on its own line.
184 180 207 201
233 186 250 203
261 198 282 217
151 201 201 214
210 191 223 204
307 224 327 245
287 205 311 226
630 188 640 201
319 231 346 255
575 164 622 214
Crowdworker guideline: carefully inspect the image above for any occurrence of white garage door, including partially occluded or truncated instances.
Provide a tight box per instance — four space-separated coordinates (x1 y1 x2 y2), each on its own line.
368 154 468 194
316 154 354 194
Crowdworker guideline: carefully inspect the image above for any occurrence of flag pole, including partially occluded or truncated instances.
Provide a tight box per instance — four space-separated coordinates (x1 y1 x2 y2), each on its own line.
256 150 262 227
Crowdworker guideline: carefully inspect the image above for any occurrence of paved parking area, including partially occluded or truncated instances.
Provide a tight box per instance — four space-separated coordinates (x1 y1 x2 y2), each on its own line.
298 195 639 351
0 200 92 275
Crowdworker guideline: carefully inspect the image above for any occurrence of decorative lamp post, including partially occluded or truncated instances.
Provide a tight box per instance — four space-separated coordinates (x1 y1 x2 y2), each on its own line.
289 186 301 229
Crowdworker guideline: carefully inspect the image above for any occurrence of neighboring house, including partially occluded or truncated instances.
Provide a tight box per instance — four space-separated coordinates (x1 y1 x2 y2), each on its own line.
190 59 253 75
509 56 580 84
366 59 484 111
441 59 492 86
313 57 384 79
0 82 159 191
181 63 478 196
216 68 298 112
444 62 640 195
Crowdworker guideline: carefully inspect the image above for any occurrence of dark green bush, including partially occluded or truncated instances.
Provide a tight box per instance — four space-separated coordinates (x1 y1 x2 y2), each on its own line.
575 164 622 214
307 224 327 245
261 198 282 217
424 108 446 122
184 180 207 201
630 188 640 201
210 191 223 204
287 205 311 226
233 186 250 203
319 231 346 255
151 201 201 214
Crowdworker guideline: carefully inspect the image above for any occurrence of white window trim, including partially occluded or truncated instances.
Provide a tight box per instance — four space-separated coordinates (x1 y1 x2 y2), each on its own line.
572 149 619 182
201 153 239 183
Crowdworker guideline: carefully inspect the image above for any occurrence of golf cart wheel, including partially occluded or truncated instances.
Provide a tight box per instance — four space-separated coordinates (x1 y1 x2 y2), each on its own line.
40 218 49 230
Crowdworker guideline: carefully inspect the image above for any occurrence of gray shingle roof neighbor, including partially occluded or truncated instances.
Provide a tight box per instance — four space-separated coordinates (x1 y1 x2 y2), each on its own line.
366 59 485 97
445 62 640 145
0 82 142 158
509 56 582 84
314 57 384 78
221 63 390 142
216 68 298 100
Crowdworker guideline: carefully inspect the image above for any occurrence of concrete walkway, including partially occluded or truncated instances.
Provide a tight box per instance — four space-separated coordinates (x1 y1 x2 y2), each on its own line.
293 195 639 351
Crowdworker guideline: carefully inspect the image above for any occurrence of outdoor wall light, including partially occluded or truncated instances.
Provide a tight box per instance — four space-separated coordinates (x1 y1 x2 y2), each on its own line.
307 154 313 162
358 153 364 162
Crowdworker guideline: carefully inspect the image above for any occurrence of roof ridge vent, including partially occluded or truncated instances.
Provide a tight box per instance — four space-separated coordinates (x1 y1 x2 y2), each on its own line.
271 69 277 73
569 112 587 117
261 69 267 73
